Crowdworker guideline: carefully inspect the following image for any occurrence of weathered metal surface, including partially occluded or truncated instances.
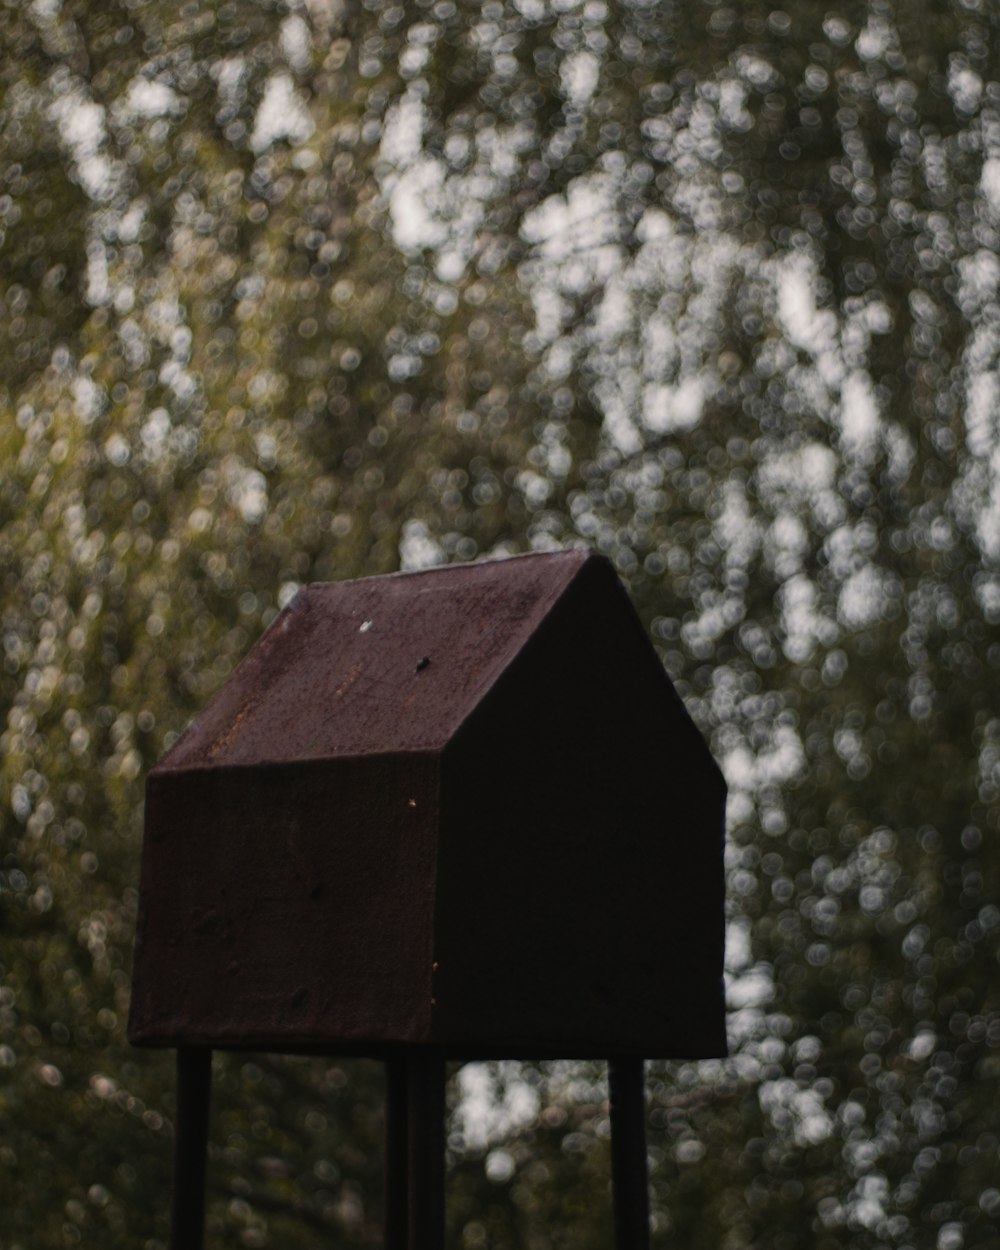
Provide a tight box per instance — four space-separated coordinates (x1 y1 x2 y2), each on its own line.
130 754 439 1049
129 550 726 1059
156 552 590 768
433 554 726 1058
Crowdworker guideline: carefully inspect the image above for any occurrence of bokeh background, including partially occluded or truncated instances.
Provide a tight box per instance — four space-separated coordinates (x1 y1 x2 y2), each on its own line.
2 0 999 1246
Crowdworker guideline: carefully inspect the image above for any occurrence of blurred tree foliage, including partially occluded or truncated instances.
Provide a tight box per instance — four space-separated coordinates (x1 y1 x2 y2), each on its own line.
2 0 999 1245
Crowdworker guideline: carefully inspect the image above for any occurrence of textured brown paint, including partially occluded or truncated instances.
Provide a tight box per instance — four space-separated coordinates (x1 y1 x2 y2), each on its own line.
156 552 591 769
130 755 439 1049
128 551 726 1059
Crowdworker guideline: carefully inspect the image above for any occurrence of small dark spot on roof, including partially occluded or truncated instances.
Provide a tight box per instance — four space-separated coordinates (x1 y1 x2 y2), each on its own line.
416 656 431 672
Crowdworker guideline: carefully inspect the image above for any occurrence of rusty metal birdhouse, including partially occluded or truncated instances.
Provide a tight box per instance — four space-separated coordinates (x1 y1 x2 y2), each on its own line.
128 550 727 1249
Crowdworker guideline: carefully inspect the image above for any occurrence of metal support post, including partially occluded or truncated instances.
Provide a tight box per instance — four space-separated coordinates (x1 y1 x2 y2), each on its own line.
170 1047 212 1250
385 1055 409 1250
608 1056 650 1250
406 1051 446 1250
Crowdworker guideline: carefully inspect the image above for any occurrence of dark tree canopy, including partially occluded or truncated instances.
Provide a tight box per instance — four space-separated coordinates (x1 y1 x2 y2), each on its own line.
1 0 998 1246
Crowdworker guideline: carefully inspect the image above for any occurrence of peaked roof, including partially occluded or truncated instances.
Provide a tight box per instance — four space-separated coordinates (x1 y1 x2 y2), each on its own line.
156 550 602 770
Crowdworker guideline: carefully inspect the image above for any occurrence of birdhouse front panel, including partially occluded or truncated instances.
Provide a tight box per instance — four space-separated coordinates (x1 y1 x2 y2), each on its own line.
428 555 727 1058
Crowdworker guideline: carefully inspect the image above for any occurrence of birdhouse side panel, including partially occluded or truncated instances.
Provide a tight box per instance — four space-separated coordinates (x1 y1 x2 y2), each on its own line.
128 755 439 1050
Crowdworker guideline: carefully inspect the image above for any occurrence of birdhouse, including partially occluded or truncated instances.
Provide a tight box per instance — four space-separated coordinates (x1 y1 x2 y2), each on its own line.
128 550 727 1250
129 550 726 1060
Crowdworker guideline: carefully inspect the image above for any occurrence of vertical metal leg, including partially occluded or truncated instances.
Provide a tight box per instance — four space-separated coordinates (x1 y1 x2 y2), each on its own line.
385 1055 409 1250
609 1056 650 1250
406 1051 446 1250
170 1047 212 1250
